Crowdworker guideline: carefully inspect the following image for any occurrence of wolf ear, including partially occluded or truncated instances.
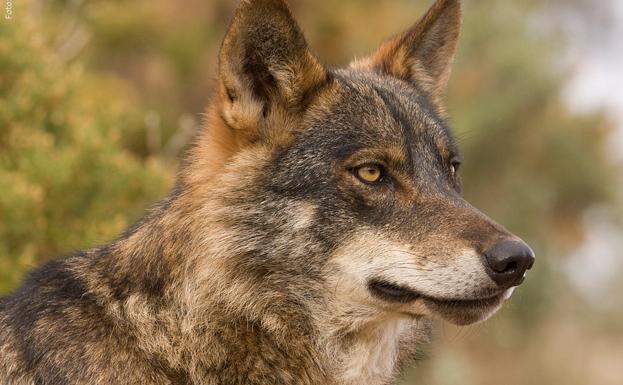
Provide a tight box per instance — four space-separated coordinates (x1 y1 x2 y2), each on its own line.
217 0 327 144
353 0 461 103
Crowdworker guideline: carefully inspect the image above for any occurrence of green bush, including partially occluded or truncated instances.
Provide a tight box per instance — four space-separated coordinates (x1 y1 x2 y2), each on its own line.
0 4 172 292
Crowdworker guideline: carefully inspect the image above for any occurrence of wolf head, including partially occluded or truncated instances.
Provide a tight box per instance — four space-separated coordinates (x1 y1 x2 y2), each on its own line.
184 0 534 328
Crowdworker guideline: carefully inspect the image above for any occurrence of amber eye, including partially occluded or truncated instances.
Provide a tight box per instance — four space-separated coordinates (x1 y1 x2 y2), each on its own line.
450 160 461 177
355 164 384 184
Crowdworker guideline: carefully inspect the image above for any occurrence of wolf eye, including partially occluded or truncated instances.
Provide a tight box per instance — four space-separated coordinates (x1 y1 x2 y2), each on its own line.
355 164 384 184
450 160 461 177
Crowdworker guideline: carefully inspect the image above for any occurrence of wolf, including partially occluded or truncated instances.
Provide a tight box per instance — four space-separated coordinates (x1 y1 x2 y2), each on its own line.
0 0 535 384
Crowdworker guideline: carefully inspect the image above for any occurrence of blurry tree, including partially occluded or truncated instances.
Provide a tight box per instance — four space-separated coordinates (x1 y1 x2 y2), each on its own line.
0 1 172 292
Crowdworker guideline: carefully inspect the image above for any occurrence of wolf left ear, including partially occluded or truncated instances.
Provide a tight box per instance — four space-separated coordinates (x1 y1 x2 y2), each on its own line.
218 0 327 144
353 0 461 104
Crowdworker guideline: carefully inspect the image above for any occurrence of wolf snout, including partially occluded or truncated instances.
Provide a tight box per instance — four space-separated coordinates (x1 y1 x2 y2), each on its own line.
483 239 535 288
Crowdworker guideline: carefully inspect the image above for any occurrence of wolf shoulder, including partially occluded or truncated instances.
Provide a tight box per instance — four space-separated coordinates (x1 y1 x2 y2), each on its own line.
0 254 167 385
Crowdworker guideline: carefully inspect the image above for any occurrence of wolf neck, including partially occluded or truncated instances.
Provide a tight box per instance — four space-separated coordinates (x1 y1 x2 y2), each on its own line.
86 187 327 384
94 174 423 384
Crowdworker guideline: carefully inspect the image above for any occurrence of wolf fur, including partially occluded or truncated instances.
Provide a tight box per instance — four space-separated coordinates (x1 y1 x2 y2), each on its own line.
0 0 534 384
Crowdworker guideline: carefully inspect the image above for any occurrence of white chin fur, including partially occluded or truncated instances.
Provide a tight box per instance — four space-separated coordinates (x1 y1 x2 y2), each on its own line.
502 287 516 300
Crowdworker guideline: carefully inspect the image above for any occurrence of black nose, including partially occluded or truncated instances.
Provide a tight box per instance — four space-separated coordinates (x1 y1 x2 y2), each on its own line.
484 239 535 287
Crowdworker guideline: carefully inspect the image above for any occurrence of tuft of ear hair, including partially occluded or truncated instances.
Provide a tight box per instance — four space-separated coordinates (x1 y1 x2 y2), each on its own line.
218 0 327 145
352 0 461 107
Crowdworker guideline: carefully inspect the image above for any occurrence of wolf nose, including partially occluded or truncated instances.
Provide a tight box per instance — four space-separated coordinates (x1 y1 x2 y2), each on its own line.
484 240 535 287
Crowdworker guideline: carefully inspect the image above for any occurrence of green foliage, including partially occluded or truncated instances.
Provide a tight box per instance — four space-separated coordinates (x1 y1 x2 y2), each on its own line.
0 3 171 292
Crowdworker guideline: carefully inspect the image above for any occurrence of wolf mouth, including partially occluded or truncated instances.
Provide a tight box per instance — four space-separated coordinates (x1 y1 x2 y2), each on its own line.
368 279 421 303
368 279 506 308
423 294 503 308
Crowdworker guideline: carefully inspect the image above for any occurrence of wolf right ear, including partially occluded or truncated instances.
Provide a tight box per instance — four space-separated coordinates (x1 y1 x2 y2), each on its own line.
353 0 461 106
217 0 327 145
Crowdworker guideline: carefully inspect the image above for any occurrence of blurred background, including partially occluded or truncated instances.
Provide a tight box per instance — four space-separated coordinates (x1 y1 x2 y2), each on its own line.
1 0 622 384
